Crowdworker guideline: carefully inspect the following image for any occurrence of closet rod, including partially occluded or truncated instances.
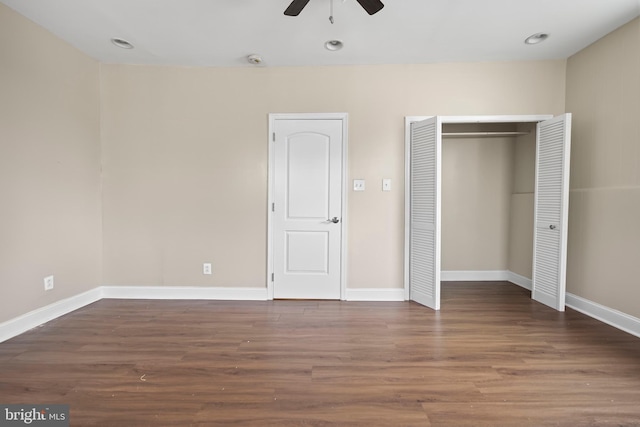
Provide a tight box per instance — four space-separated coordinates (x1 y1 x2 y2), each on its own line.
443 131 529 138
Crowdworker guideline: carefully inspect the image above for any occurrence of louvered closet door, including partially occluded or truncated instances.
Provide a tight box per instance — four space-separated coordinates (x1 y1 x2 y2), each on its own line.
532 114 572 311
409 117 441 310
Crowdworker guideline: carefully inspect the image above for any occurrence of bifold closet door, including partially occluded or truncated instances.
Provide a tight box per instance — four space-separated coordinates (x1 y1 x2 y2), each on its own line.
409 117 441 310
532 113 572 311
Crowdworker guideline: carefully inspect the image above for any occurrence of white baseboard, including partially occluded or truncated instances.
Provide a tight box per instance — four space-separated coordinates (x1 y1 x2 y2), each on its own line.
441 270 510 282
0 285 267 343
440 270 533 291
345 288 405 301
4 285 638 346
566 293 640 339
101 286 268 301
0 287 103 343
507 271 532 290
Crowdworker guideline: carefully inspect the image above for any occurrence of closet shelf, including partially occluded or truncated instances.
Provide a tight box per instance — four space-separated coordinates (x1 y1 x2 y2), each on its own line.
443 131 529 138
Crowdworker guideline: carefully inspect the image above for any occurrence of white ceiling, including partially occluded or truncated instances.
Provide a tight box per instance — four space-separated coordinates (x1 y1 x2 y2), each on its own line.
2 0 640 67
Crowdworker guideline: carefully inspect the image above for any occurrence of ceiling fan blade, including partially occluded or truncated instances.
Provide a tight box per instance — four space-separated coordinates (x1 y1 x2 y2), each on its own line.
355 0 384 15
284 0 312 16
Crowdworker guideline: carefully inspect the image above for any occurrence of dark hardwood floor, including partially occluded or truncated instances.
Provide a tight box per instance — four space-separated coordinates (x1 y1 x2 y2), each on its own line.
1 282 640 426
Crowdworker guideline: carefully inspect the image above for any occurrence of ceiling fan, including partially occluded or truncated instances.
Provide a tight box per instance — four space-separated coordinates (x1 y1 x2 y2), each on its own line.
284 0 384 16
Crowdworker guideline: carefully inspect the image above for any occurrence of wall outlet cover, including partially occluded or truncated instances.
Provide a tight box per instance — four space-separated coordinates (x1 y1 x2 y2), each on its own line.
353 179 365 191
203 263 212 275
44 275 54 291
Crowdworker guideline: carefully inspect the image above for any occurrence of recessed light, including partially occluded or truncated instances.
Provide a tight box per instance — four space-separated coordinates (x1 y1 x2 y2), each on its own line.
111 38 134 49
325 40 344 51
525 33 549 45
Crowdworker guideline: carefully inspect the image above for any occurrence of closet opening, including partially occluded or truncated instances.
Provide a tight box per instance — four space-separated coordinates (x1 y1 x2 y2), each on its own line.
404 114 571 311
440 122 537 289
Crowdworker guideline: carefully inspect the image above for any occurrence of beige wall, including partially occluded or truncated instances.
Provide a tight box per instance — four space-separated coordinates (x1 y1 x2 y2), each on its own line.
508 125 536 278
0 4 101 322
566 18 640 318
441 136 515 271
100 61 566 289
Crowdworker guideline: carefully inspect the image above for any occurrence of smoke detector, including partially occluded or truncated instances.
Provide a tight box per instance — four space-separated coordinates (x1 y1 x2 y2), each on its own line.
247 54 263 65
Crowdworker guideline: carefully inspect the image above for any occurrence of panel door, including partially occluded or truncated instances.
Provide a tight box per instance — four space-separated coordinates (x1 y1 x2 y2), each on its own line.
532 113 572 311
273 119 343 299
409 116 442 310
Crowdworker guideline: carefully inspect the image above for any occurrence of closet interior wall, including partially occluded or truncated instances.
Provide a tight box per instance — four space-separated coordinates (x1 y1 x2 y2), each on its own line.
441 122 536 280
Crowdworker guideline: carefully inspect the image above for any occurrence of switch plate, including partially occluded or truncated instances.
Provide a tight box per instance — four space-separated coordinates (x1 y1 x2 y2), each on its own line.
203 263 212 275
382 179 391 191
44 275 54 291
353 179 365 191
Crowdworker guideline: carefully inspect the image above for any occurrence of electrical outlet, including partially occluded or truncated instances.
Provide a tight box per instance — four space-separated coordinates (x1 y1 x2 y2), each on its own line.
353 179 365 191
203 263 212 275
44 275 54 291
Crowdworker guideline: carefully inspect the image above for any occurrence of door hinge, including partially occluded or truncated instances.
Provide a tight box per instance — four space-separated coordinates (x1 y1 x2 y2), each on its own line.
272 203 275 212
272 132 275 142
271 273 274 282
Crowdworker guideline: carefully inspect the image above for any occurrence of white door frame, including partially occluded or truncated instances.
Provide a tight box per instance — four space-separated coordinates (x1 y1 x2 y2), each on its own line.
267 113 349 300
403 114 553 301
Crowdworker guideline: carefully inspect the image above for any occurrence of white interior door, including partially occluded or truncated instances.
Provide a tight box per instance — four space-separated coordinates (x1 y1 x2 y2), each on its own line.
532 113 572 311
272 119 343 299
409 117 442 309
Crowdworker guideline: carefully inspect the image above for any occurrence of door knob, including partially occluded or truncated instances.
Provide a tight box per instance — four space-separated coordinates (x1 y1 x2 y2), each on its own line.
549 225 556 230
328 217 340 224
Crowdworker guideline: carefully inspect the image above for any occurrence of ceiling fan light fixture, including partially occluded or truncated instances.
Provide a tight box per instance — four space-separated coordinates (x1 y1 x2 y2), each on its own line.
111 38 134 49
284 0 383 16
524 33 549 45
325 40 344 51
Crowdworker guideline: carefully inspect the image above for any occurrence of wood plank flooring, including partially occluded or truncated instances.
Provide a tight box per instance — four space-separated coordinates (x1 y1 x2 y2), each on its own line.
1 282 640 426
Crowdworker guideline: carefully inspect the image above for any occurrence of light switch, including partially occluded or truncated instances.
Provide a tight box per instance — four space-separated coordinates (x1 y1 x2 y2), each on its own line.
382 179 391 191
353 179 365 191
